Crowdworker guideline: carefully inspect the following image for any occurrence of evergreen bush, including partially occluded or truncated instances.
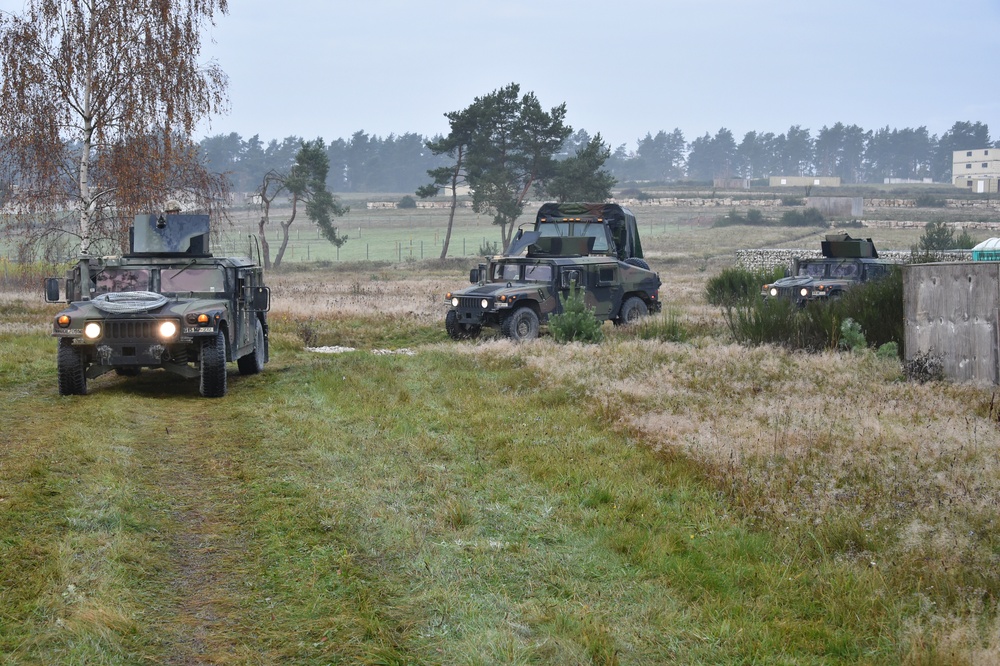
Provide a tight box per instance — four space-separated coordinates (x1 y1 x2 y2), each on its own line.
548 284 604 343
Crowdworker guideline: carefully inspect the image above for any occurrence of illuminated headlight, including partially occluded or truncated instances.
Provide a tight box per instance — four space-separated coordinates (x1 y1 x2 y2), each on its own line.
83 322 102 339
158 321 178 339
769 287 778 297
451 297 459 307
481 299 489 309
799 287 809 298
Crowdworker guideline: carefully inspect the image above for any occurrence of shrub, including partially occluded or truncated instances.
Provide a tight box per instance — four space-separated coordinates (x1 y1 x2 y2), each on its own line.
705 266 785 306
918 220 954 251
914 193 946 208
478 240 500 256
839 318 866 352
723 268 904 354
548 284 604 343
954 229 977 249
779 207 826 227
398 195 417 209
780 196 804 206
904 350 945 383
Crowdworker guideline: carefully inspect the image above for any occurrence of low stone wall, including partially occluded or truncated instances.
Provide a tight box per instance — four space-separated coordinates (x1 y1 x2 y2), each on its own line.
735 248 968 272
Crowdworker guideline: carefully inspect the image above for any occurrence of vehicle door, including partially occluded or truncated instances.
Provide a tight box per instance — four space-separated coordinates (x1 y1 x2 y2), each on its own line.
587 262 619 319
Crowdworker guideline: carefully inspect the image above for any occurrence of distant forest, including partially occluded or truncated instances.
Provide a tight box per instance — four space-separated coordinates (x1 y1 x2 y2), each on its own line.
199 121 996 195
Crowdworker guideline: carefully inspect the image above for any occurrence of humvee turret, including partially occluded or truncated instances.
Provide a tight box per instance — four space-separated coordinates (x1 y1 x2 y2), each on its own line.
44 213 270 397
445 232 661 342
530 202 649 267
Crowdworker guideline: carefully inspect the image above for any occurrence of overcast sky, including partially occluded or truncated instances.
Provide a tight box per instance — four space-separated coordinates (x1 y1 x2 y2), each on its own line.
3 0 999 149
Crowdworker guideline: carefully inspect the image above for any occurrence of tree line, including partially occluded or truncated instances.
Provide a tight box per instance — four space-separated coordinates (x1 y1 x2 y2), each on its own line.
199 120 995 196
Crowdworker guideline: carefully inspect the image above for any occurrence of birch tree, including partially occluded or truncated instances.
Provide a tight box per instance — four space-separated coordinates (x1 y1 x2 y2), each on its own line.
0 0 229 256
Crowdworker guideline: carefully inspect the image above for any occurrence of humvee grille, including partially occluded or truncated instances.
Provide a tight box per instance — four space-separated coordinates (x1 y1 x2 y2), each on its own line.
106 320 157 340
457 297 484 309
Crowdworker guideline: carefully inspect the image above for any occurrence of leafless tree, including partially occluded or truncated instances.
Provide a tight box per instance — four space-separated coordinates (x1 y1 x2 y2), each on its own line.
0 0 230 256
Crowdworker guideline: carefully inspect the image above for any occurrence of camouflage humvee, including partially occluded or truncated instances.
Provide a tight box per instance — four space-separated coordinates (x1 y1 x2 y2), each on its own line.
44 213 270 397
761 234 898 305
445 234 661 342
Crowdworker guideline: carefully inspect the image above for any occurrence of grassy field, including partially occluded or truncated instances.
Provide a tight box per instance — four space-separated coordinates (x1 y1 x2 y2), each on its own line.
3 209 1000 664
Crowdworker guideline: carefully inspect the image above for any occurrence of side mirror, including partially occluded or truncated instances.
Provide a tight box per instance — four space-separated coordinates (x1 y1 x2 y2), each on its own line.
249 286 270 312
44 277 62 303
469 269 478 284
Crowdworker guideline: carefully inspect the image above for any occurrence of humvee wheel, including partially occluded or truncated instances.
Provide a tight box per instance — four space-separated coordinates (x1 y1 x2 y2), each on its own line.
502 307 539 342
237 318 266 375
625 257 650 270
199 330 228 398
57 340 87 395
445 310 482 340
615 296 648 326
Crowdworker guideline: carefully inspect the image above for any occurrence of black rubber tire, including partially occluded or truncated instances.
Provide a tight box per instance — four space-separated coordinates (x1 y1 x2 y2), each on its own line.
501 307 540 342
199 330 228 398
445 310 482 340
237 318 266 375
615 296 648 326
624 257 650 271
57 340 87 395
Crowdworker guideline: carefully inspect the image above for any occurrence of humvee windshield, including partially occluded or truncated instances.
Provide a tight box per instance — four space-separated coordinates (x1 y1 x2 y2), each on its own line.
491 262 553 283
536 221 610 253
95 268 150 294
161 267 226 294
798 261 862 279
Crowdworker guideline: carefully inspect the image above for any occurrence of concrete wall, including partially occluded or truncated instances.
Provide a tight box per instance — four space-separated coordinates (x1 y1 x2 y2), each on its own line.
903 262 1000 384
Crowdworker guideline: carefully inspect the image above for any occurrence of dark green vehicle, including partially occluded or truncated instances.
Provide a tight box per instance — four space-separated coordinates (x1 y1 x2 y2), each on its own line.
44 213 270 397
445 234 661 342
761 234 898 305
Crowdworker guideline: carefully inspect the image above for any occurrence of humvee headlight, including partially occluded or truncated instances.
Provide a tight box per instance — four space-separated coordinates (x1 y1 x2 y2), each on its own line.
799 287 809 298
83 322 102 339
158 321 178 339
56 315 71 328
481 299 489 309
769 287 778 297
451 297 459 307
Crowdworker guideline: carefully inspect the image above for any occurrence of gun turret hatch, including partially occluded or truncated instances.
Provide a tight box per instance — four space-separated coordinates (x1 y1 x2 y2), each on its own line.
129 214 211 256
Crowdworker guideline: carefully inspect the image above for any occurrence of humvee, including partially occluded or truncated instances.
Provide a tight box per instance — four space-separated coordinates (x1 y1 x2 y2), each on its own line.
761 234 898 305
445 233 661 342
44 213 270 397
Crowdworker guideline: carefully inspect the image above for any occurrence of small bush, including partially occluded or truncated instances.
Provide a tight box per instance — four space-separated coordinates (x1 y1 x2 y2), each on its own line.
780 196 804 206
904 350 945 383
398 195 417 209
839 318 866 352
780 207 826 227
548 284 604 343
478 240 500 256
918 220 954 251
915 193 946 208
706 266 785 306
954 229 977 249
876 341 899 359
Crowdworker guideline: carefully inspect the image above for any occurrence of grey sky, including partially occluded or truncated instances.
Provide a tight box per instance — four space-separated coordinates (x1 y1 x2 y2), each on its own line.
3 0 999 149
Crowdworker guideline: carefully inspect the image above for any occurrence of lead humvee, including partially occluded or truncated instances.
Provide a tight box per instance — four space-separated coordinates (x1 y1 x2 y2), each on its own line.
44 213 270 397
444 202 662 342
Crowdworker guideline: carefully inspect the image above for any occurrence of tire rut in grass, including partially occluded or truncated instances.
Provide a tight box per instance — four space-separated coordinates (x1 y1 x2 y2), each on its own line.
143 423 253 664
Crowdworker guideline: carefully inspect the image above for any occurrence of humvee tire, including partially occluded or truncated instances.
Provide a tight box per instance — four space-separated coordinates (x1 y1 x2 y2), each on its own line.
57 340 87 395
200 330 228 397
238 318 266 375
502 307 540 342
